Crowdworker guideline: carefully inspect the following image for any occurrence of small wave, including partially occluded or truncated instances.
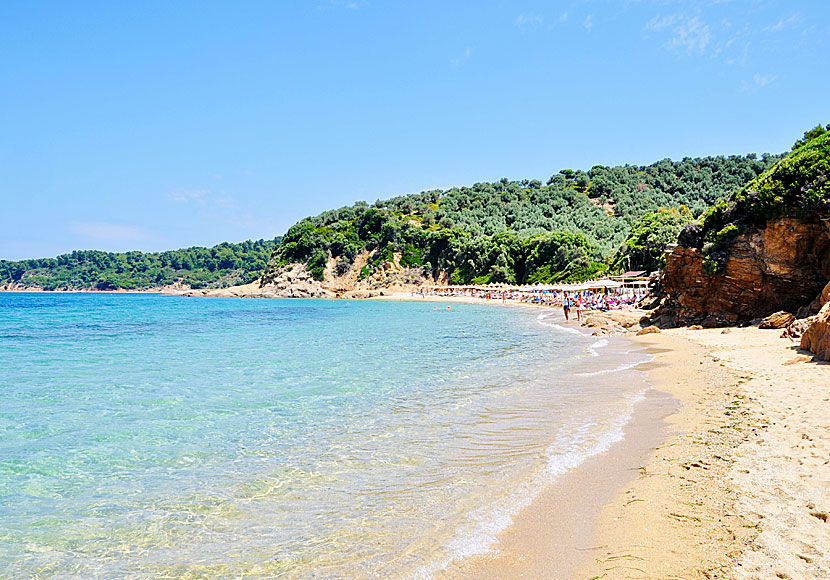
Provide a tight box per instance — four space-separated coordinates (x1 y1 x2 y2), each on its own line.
546 426 624 478
535 312 588 336
412 480 539 579
575 353 655 376
542 321 585 337
414 401 646 579
542 393 647 484
587 338 608 357
550 323 583 336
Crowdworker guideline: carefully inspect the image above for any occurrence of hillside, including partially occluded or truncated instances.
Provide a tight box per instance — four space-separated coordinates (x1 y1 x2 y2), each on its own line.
262 154 780 292
0 239 279 291
0 152 783 293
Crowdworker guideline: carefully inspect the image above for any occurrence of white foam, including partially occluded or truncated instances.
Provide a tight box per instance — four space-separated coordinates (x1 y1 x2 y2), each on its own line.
412 396 648 580
576 353 655 376
541 320 584 336
412 481 539 578
545 410 632 478
536 311 589 336
587 338 608 357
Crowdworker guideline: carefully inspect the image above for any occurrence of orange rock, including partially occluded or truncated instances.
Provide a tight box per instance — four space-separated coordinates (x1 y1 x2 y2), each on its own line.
801 303 830 361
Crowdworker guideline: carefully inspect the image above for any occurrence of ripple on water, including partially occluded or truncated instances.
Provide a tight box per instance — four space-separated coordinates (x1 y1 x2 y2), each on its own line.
0 295 650 579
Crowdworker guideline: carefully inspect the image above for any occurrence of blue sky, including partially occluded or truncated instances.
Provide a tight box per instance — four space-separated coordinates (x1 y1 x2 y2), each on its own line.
1 0 827 260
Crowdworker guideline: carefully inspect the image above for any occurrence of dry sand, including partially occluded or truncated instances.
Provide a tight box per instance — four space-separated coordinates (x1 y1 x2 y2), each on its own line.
572 326 830 580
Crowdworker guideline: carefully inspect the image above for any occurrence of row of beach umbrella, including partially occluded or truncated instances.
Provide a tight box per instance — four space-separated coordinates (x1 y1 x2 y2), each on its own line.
427 279 636 292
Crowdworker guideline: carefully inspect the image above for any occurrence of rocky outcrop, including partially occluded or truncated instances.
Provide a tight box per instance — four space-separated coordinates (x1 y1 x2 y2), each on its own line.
658 217 830 325
164 249 439 300
582 309 642 335
759 311 796 329
636 325 661 335
801 302 830 361
168 265 337 298
251 249 437 299
802 280 830 317
258 263 337 298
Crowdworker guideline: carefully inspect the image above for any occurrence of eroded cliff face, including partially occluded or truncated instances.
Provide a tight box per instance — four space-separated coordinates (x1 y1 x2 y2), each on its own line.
658 217 830 326
256 249 436 299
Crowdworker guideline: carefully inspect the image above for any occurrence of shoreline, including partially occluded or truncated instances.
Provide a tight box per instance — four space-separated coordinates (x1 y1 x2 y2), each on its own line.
576 330 753 579
576 327 829 579
4 290 827 577
438 386 678 579
371 291 830 578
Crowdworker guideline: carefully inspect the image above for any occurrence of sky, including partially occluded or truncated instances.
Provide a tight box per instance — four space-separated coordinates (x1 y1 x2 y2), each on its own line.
1 0 828 260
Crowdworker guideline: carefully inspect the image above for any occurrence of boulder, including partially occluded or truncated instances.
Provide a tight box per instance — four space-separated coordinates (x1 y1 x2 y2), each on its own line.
788 316 815 336
636 325 661 336
759 311 796 329
801 303 830 361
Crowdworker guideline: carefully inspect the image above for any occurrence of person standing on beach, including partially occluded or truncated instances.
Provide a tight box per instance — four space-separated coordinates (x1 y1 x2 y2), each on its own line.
563 292 571 321
576 294 584 322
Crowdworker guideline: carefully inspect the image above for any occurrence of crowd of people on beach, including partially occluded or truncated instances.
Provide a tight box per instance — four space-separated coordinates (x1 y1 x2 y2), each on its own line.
413 285 642 319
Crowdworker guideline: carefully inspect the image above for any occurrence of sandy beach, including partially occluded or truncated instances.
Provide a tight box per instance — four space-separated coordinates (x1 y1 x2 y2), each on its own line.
512 325 827 579
16 287 826 577
566 324 829 580
374 292 829 579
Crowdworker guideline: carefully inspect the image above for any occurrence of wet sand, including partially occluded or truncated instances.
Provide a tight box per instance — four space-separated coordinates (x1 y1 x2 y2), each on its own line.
437 389 677 579
445 323 830 579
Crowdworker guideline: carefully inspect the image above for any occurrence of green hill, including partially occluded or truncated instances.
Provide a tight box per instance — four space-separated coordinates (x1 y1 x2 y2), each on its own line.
1 147 792 291
267 153 780 286
0 239 279 291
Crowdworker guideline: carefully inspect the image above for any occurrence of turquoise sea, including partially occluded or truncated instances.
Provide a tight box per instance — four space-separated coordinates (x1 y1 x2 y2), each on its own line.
0 293 652 579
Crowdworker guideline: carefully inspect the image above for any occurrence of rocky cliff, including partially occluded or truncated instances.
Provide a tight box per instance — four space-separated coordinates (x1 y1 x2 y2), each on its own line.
651 129 830 329
259 252 433 299
658 217 830 325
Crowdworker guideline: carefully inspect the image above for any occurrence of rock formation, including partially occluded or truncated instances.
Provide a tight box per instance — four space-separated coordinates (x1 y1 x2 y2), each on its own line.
253 249 436 299
759 311 796 329
653 130 830 327
657 218 830 325
801 302 830 361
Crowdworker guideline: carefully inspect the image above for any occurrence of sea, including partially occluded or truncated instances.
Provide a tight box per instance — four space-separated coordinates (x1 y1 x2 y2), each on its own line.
0 293 654 579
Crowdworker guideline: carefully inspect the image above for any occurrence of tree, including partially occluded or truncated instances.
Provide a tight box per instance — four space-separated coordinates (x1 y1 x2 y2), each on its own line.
613 207 694 272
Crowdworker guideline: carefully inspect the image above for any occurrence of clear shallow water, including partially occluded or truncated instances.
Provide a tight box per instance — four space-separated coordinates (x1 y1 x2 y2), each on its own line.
0 294 652 579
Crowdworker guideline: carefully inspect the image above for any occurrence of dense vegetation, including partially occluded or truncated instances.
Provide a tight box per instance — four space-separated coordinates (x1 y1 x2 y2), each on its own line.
611 207 695 273
268 153 781 285
3 144 797 291
0 239 278 290
678 126 830 273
